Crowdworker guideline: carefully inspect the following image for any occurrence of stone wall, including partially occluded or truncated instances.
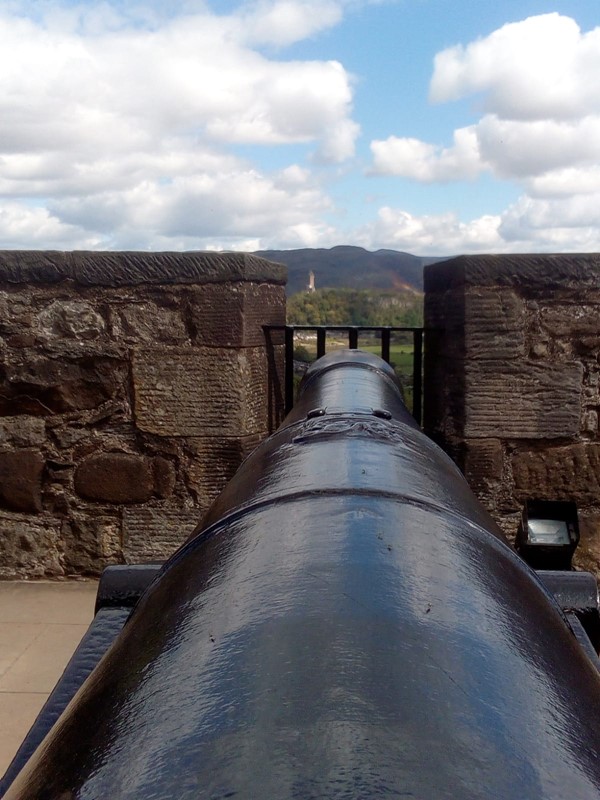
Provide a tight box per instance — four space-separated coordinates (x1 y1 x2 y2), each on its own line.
424 254 600 572
0 251 285 578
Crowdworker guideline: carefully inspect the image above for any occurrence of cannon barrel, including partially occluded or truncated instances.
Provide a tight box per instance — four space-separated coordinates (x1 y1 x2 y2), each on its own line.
5 350 600 799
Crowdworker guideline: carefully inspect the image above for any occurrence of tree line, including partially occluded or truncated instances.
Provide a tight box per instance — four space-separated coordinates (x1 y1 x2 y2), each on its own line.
287 288 423 327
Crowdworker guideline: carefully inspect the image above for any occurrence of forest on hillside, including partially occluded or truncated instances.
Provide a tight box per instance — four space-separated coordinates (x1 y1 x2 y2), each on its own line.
287 288 423 327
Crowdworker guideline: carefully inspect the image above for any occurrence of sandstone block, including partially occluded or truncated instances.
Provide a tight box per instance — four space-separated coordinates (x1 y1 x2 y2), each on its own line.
0 514 62 578
189 283 286 348
112 302 188 344
152 457 176 498
425 254 600 293
512 443 600 505
464 360 583 438
424 288 465 332
186 434 263 506
38 300 106 340
574 512 600 574
74 453 174 503
133 346 269 436
582 410 599 434
0 291 33 335
122 506 201 562
530 342 549 359
539 305 600 338
463 438 503 491
0 355 127 415
0 251 286 287
0 450 44 512
574 336 600 356
464 289 525 360
494 512 522 544
61 516 121 575
0 417 46 447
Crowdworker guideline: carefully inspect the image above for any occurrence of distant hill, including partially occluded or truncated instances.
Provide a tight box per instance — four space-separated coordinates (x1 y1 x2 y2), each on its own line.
254 245 446 295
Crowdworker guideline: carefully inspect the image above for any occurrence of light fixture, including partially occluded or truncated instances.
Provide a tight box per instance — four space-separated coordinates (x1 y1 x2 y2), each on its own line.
515 500 579 571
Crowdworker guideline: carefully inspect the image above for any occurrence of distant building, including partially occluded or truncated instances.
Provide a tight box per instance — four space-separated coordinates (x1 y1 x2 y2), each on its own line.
306 270 316 293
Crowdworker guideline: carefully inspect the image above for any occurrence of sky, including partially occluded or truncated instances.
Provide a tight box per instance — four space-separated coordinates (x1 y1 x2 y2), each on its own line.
1 0 600 255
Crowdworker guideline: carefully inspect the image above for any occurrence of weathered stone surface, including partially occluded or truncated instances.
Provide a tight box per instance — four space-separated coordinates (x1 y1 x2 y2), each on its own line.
0 291 33 335
424 287 464 331
530 342 549 359
38 300 106 340
425 254 600 577
539 305 600 338
186 435 263 506
240 348 270 434
464 360 583 438
0 252 282 577
133 346 268 436
425 254 600 292
122 506 201 561
582 410 599 434
190 283 286 348
74 453 173 503
465 289 525 359
574 336 600 356
512 443 600 504
423 355 465 440
112 302 188 344
0 450 44 512
44 479 73 516
0 417 46 447
574 512 600 574
0 514 63 578
494 512 522 544
152 457 176 498
61 515 121 575
463 438 504 491
0 251 286 287
49 425 91 449
0 355 127 414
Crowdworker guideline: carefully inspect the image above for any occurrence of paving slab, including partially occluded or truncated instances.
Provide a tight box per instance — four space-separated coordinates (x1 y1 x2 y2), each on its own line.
0 581 97 776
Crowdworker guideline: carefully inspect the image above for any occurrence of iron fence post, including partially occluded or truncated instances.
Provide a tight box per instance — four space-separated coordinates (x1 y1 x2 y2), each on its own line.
285 326 295 415
412 328 423 426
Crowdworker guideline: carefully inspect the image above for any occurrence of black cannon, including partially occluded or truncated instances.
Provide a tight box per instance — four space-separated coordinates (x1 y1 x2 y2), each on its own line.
4 350 600 799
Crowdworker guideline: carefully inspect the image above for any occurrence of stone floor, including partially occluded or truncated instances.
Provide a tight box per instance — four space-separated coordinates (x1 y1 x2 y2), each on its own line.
0 580 98 777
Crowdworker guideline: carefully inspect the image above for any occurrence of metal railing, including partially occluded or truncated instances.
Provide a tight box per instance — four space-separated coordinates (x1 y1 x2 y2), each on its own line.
264 325 424 425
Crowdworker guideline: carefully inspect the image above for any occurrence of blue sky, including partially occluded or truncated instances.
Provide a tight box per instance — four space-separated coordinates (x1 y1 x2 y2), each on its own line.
0 0 599 254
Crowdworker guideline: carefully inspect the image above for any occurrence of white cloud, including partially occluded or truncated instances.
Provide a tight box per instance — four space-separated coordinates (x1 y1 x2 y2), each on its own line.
366 13 600 254
3 5 599 256
355 207 503 255
371 126 482 182
236 0 343 47
429 13 600 121
525 167 600 198
0 0 358 249
371 15 600 186
500 194 600 241
47 162 335 249
353 191 600 257
475 115 600 180
0 202 100 249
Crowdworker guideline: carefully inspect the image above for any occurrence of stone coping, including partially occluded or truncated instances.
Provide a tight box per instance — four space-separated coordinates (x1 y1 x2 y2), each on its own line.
0 251 287 287
425 253 600 291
